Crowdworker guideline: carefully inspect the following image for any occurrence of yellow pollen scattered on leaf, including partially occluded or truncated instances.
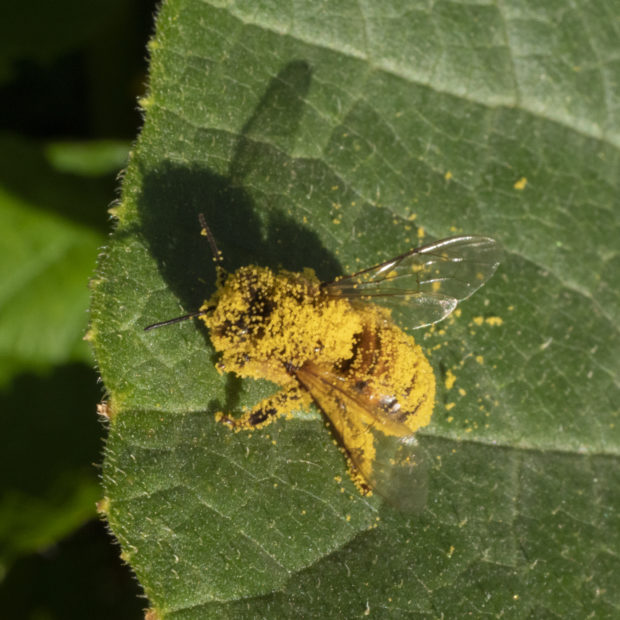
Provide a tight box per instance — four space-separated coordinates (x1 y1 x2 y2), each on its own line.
514 177 528 190
445 369 457 390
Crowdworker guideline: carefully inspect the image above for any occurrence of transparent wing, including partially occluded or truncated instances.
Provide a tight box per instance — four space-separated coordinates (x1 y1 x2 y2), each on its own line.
295 363 428 513
324 235 501 328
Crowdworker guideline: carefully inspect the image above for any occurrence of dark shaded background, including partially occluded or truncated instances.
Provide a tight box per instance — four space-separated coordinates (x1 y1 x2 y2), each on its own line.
0 2 158 617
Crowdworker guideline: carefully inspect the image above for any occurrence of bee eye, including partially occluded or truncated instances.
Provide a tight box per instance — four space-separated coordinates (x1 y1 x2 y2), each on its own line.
245 287 274 321
218 317 248 339
234 318 248 334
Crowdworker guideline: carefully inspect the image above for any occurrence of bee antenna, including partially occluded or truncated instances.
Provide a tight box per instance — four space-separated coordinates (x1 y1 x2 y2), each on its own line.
198 213 223 266
143 307 213 332
198 213 226 287
144 216 223 332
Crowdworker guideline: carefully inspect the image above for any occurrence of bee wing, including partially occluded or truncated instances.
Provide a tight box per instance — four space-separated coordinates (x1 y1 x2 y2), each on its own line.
324 235 502 328
295 363 429 512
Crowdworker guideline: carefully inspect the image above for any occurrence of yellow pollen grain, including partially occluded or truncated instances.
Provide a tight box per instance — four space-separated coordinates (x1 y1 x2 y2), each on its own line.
514 177 528 190
445 369 457 390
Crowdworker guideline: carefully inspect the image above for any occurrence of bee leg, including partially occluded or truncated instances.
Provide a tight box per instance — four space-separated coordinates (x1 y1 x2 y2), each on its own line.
215 385 312 431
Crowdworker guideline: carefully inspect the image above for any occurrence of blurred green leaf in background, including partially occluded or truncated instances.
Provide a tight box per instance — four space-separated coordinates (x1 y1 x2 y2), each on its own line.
0 1 158 618
88 0 619 618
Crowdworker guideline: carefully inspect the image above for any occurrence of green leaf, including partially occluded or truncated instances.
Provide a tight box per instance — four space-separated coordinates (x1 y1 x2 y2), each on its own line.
0 134 121 572
91 1 620 616
0 134 109 387
44 140 129 178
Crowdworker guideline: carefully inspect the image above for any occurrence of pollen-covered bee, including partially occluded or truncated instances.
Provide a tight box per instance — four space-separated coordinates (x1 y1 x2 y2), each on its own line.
145 215 501 510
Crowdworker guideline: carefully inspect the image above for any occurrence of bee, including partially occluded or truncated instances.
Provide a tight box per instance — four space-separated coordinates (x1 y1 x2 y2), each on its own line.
145 215 501 510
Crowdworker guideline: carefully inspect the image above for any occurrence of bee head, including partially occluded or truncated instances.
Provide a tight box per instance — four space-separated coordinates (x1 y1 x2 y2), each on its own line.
208 265 277 342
